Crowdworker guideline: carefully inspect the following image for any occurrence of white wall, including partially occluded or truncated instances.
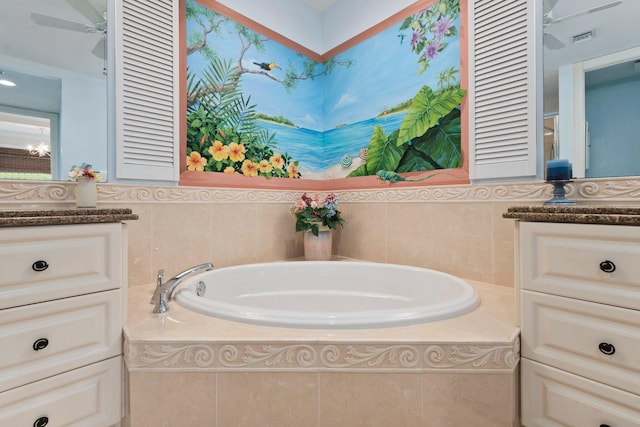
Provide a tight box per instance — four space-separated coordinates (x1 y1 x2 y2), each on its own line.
321 0 415 53
216 0 324 52
216 0 416 54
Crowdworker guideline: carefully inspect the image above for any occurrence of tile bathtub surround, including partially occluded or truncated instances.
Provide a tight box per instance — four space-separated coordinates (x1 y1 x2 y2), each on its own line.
124 280 519 426
3 177 640 287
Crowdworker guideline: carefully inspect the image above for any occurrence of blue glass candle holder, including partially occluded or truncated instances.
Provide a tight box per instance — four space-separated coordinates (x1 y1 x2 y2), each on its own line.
544 180 575 205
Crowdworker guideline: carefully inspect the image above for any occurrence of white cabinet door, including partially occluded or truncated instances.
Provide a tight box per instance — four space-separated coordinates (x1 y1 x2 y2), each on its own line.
0 223 122 309
0 289 122 392
522 358 640 427
520 222 640 310
0 357 122 427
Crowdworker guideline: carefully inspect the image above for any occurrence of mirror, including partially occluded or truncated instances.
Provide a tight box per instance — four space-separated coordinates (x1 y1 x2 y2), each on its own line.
0 0 108 181
543 0 640 178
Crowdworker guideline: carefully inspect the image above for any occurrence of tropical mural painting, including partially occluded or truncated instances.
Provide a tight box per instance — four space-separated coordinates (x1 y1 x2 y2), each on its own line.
185 0 464 182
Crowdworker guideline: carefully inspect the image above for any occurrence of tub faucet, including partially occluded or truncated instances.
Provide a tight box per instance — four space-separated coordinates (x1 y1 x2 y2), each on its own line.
151 263 214 314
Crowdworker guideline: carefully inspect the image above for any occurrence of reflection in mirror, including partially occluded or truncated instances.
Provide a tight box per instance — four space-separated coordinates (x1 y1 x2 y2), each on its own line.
0 0 108 181
543 0 640 178
0 108 59 180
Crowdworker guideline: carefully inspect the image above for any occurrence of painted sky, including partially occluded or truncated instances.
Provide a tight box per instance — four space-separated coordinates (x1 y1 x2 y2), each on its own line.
186 0 460 133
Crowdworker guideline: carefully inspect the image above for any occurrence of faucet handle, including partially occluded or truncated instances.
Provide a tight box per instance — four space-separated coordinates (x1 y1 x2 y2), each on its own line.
150 269 165 304
157 269 165 286
153 292 169 314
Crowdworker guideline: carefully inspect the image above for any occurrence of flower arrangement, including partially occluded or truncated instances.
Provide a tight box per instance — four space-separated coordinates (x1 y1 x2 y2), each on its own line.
68 163 101 181
291 193 345 236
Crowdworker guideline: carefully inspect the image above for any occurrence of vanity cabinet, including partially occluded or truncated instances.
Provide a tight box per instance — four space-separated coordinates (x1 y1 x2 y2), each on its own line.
0 222 127 427
518 221 640 426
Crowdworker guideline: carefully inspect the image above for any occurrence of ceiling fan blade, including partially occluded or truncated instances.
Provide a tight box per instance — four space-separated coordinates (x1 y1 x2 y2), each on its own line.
65 0 104 24
30 13 89 33
91 37 106 59
551 0 622 24
544 33 565 50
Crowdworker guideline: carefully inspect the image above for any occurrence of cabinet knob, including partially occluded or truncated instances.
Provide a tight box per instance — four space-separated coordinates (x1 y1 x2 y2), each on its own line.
599 260 616 273
33 416 49 427
31 260 49 272
598 342 615 355
33 338 49 351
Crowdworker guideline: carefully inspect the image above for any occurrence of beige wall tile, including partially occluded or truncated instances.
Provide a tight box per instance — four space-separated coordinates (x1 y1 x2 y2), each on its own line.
422 371 518 427
128 371 216 426
386 203 434 268
336 203 387 262
430 202 494 283
319 372 422 427
255 203 304 262
217 372 318 427
151 203 213 279
210 203 259 267
492 202 520 287
122 203 154 287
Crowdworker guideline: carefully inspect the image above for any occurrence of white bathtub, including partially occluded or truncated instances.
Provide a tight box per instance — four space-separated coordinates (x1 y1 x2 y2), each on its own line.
173 261 479 329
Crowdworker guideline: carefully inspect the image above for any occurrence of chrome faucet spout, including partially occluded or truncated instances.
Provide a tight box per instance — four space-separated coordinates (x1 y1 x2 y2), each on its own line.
151 263 214 313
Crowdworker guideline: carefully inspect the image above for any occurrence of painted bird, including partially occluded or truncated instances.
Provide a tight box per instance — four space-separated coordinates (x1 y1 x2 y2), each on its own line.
253 62 281 71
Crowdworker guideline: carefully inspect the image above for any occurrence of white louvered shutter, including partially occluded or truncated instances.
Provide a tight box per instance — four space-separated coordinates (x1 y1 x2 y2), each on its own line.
469 0 541 181
115 0 180 181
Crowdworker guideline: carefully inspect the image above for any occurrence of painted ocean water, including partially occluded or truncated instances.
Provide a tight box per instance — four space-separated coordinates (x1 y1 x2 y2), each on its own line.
259 112 406 173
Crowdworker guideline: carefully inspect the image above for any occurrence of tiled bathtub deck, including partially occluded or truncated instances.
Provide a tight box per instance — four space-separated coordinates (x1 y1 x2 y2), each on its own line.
124 279 519 426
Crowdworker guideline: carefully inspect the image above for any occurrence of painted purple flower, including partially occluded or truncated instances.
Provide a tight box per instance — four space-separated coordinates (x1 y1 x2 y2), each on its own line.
423 39 441 60
434 16 454 38
410 28 424 50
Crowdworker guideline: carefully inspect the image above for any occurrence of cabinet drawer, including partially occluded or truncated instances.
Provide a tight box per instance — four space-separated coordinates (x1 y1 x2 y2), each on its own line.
522 358 640 427
522 290 640 395
520 222 640 310
0 356 122 427
0 223 122 309
0 290 122 392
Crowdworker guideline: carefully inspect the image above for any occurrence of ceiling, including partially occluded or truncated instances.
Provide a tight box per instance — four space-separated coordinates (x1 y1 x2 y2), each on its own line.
0 0 106 77
303 0 339 12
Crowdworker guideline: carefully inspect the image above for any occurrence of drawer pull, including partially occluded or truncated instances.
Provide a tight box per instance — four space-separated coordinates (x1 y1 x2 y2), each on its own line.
33 416 49 427
600 425 611 427
31 260 49 272
598 342 615 355
32 338 49 351
599 260 616 273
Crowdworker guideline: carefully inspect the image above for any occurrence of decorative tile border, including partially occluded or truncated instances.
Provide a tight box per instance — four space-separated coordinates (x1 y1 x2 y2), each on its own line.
124 338 519 373
3 177 640 205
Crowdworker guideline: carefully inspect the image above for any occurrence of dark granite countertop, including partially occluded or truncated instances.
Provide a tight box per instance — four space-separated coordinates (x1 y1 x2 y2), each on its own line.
503 206 640 226
0 208 138 227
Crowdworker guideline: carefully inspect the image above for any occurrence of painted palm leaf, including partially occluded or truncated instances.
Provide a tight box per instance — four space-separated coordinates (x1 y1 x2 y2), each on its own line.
365 127 407 174
397 86 466 146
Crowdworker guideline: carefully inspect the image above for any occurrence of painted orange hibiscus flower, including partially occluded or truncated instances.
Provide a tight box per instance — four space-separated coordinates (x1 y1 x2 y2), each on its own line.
241 159 259 177
186 151 207 171
208 140 230 161
269 153 285 170
287 162 299 178
228 142 246 163
258 159 273 174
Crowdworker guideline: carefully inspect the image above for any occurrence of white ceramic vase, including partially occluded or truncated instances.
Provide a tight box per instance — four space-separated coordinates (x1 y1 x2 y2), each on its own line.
303 227 332 261
76 177 97 208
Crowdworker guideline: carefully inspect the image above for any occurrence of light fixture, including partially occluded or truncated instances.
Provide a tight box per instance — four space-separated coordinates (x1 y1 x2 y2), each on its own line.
27 128 51 157
0 71 16 87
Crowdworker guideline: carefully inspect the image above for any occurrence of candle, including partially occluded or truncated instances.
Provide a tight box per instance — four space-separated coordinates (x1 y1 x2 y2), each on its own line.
546 159 572 181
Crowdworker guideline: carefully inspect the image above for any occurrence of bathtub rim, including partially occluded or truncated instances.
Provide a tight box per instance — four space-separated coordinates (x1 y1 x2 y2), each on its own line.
173 260 481 329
